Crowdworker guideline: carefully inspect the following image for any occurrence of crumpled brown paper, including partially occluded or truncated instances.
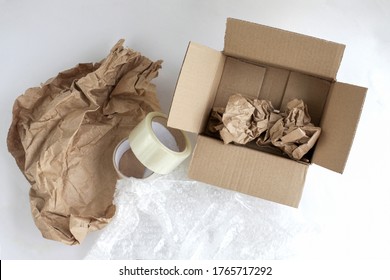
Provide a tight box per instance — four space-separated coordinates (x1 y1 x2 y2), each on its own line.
268 99 321 160
219 94 256 144
209 94 321 160
207 107 225 134
7 40 162 245
212 94 279 145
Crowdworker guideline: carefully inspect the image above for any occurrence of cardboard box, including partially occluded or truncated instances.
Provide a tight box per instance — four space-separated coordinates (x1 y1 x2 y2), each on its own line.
168 18 367 207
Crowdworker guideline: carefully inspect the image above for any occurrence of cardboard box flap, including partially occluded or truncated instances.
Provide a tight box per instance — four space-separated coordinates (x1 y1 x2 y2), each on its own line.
189 135 308 207
312 82 367 173
224 18 345 79
168 42 226 133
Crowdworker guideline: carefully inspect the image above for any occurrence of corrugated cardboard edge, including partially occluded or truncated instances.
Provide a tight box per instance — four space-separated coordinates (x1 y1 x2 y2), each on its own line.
189 135 308 207
168 42 226 133
224 18 345 80
312 82 367 173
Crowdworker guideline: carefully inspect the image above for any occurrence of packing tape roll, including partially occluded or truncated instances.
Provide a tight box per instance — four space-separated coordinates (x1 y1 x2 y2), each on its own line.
128 111 192 174
113 138 155 179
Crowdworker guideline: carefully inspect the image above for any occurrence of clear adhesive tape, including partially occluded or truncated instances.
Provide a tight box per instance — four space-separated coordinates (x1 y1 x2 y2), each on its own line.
128 111 192 174
112 138 154 179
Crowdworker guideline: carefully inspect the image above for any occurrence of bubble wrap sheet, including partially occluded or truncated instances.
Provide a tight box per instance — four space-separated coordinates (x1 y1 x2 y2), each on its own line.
85 164 316 259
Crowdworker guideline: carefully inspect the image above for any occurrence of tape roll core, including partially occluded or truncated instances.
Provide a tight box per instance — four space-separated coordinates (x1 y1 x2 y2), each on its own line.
128 112 191 174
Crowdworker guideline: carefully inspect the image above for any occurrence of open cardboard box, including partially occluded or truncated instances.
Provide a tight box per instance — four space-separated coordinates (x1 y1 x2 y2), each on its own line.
168 18 367 207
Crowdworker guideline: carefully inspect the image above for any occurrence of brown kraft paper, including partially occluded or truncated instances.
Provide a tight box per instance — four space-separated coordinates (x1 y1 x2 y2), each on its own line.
210 94 320 161
7 40 162 245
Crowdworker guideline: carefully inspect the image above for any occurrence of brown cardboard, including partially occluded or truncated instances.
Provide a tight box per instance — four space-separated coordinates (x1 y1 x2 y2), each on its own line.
258 66 290 108
168 42 225 133
189 135 308 207
312 82 367 173
214 57 265 107
169 18 367 207
224 18 346 79
7 40 162 244
281 72 331 126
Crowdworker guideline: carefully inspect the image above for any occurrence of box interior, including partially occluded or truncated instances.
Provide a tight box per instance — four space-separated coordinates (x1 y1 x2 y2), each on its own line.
214 57 331 125
206 56 331 163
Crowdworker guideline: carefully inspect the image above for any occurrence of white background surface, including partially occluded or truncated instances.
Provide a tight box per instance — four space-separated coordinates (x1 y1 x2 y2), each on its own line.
1 0 389 259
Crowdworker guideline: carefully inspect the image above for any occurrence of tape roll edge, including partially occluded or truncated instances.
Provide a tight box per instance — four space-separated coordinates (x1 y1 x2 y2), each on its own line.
128 111 192 174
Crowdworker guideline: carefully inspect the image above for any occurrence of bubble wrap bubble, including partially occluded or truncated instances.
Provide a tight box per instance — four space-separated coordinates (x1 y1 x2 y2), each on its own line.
85 164 316 259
